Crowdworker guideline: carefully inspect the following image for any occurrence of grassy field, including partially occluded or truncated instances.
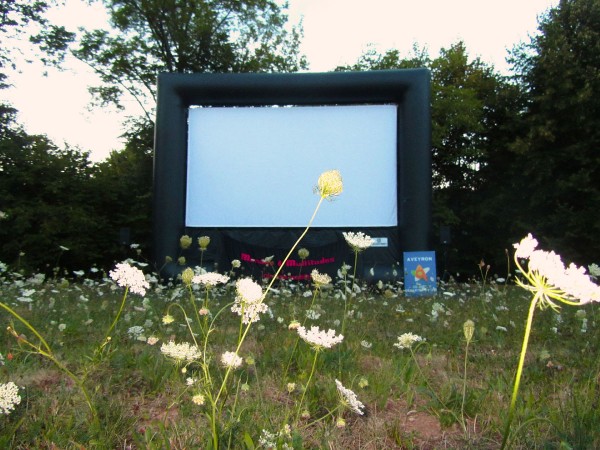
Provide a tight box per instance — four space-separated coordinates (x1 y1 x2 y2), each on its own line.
1 264 599 449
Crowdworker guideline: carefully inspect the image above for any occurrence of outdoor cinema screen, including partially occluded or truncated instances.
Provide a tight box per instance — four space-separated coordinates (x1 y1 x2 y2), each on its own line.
153 70 431 277
185 104 398 228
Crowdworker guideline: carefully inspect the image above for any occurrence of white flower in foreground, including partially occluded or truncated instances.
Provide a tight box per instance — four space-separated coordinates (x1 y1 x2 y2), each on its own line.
221 351 243 369
193 272 229 287
231 278 267 324
160 341 201 362
342 231 374 252
0 382 21 415
297 325 343 350
394 332 424 350
335 379 365 415
109 262 150 296
513 234 600 306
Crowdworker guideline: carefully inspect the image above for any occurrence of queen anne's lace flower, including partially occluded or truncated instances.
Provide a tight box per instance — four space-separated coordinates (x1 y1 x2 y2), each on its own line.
335 379 365 415
297 325 343 349
193 272 229 286
513 234 600 306
109 262 150 296
231 278 267 324
0 381 21 415
160 341 201 362
342 231 374 252
221 351 243 369
311 269 331 286
394 332 424 350
316 170 343 199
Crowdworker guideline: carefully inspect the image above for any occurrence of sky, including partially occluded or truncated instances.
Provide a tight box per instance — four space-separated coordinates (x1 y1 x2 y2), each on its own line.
1 0 558 162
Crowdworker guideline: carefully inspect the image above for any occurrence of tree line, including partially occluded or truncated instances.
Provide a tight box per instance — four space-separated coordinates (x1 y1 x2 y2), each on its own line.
1 0 598 277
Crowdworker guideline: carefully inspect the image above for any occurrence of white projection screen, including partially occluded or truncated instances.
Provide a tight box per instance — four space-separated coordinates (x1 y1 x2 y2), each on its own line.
185 104 398 228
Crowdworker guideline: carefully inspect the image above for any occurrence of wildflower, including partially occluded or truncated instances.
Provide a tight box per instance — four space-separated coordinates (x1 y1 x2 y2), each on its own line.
311 269 331 287
300 410 310 419
193 272 229 286
335 379 365 415
160 341 201 362
180 235 192 249
231 259 241 269
109 262 150 296
58 323 66 332
181 267 194 286
360 340 372 349
336 417 346 428
513 234 600 307
0 382 21 415
162 314 175 325
147 336 159 345
221 351 243 369
127 326 144 338
288 320 300 330
199 307 209 316
231 278 267 324
245 356 255 365
358 376 369 388
297 325 343 350
287 382 296 393
463 320 475 343
198 236 210 250
298 248 310 260
192 393 205 405
589 263 600 278
177 256 186 266
393 332 424 350
342 231 374 252
316 169 343 199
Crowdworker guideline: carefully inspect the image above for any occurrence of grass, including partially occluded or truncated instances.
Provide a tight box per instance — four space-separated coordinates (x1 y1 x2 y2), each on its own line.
1 268 599 449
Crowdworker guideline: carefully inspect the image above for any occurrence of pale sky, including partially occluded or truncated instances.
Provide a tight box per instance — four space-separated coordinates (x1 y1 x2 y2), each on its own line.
1 0 558 162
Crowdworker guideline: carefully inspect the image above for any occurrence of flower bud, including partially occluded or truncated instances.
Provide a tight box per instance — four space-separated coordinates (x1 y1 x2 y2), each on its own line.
198 235 210 250
180 235 192 249
181 267 194 286
463 319 475 343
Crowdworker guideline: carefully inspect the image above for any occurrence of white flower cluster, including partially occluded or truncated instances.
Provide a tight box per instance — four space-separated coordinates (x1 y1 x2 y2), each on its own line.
342 231 374 252
297 325 343 349
310 269 331 286
231 278 267 324
109 262 150 296
394 332 425 350
514 234 600 304
160 341 201 362
335 379 365 415
0 381 21 415
193 272 230 286
221 351 243 369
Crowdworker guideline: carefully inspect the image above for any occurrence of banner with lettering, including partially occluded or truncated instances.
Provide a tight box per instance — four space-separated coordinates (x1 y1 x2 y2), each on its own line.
403 251 437 297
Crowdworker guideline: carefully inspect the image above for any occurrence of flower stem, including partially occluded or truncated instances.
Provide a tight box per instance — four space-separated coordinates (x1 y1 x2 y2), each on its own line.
500 293 540 450
100 287 129 353
295 349 319 424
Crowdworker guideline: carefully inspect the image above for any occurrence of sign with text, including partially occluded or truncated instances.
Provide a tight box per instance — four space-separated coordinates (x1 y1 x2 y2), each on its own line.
403 251 437 297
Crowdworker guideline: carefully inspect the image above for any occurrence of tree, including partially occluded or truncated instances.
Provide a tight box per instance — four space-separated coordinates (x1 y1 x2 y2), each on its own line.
509 0 600 264
1 0 73 89
0 112 108 272
36 0 306 120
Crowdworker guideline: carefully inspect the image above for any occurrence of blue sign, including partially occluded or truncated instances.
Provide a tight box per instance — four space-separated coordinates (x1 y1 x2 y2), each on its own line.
403 251 437 297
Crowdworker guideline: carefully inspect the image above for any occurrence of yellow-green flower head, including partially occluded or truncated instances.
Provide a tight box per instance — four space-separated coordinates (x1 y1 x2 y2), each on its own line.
181 267 194 286
177 256 186 266
316 170 343 199
298 247 310 260
463 319 475 343
180 235 193 249
198 235 210 250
